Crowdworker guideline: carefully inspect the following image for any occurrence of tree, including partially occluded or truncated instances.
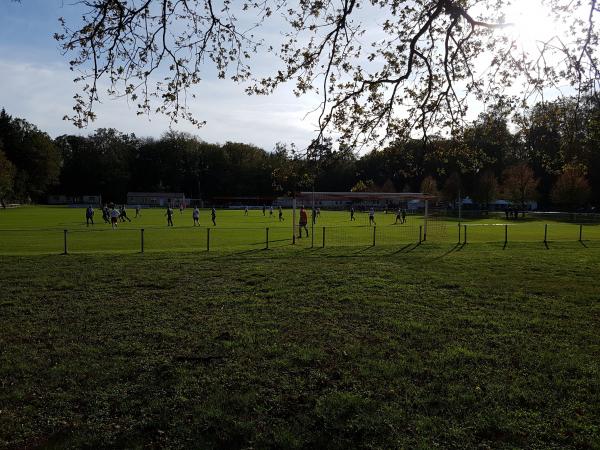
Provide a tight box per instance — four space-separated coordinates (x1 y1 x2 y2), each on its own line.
551 166 591 209
420 176 439 197
56 1 599 145
56 128 137 202
351 180 376 192
380 179 396 193
442 172 462 206
0 146 15 202
0 109 61 200
503 163 539 209
461 105 516 176
472 170 498 208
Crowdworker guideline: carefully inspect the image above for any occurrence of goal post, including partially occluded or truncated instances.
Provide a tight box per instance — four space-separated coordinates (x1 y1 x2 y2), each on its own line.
292 191 436 244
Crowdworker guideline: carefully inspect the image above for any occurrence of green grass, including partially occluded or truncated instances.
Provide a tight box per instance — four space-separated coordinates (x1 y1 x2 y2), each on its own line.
1 206 599 255
1 243 600 448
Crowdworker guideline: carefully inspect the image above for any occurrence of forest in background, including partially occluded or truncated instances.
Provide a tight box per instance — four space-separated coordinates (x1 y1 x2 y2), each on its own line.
0 96 598 210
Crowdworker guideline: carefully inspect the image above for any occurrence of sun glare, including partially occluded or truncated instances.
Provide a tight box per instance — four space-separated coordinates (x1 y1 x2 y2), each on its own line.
501 0 559 50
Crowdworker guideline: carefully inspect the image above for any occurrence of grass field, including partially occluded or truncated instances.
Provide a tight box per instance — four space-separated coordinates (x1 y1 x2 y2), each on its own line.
1 244 599 448
1 206 600 255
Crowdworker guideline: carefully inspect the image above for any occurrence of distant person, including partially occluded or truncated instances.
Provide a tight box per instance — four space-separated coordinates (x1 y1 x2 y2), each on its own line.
298 206 309 238
85 205 94 226
262 205 266 216
102 205 110 224
369 208 376 226
244 206 249 216
278 206 284 222
165 206 174 226
211 207 217 226
180 203 184 214
192 207 200 226
504 208 509 220
110 207 119 229
394 208 402 224
316 207 321 217
119 205 132 222
350 206 355 221
135 205 141 218
269 206 274 217
312 207 317 224
401 209 406 224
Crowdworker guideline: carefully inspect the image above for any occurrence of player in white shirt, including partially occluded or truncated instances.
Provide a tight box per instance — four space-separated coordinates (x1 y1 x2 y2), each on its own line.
110 207 120 229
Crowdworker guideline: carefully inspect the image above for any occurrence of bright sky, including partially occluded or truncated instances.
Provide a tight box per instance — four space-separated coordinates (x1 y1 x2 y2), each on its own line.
0 0 583 150
0 0 320 150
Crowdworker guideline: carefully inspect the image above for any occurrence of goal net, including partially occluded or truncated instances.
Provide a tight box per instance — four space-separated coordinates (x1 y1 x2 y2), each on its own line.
292 191 441 246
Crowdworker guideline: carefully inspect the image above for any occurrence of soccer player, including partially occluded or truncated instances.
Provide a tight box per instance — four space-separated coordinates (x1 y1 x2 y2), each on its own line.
401 209 406 224
395 207 402 224
135 205 141 218
211 207 217 226
110 207 119 229
180 203 184 214
244 206 249 216
269 206 274 217
278 206 284 222
192 206 200 226
350 206 355 221
85 205 94 226
317 207 321 217
120 205 132 222
369 207 376 226
102 205 110 224
262 205 266 216
298 206 309 238
165 206 174 226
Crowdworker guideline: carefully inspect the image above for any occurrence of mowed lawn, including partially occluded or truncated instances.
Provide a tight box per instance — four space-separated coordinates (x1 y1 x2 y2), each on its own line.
1 244 599 448
1 206 600 254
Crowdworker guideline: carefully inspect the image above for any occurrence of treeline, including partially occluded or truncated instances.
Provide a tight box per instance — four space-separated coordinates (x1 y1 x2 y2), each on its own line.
0 96 598 209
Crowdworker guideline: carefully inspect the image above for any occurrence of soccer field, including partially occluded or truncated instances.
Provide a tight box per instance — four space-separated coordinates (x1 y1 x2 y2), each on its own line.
1 245 599 448
1 206 600 255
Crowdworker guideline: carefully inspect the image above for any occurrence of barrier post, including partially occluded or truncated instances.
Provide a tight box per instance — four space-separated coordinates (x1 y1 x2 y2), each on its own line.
322 227 325 248
63 229 68 255
141 228 144 253
504 224 508 246
372 226 376 247
292 198 296 245
206 228 210 252
266 227 269 250
419 225 422 244
544 224 548 244
464 225 467 244
458 223 461 244
579 224 583 242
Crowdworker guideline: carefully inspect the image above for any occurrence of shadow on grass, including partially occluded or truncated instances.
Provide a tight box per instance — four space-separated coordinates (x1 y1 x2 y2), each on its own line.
432 243 466 259
353 245 377 254
390 243 418 254
222 247 269 257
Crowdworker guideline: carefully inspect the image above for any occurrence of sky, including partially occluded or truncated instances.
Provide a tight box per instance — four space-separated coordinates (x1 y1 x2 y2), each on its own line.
0 0 322 150
0 0 581 151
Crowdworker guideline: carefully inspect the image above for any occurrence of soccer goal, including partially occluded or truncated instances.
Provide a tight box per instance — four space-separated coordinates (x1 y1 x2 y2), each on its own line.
292 191 438 246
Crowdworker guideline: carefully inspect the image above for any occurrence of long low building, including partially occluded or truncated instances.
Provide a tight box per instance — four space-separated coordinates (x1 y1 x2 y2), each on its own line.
48 194 102 206
127 192 186 207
